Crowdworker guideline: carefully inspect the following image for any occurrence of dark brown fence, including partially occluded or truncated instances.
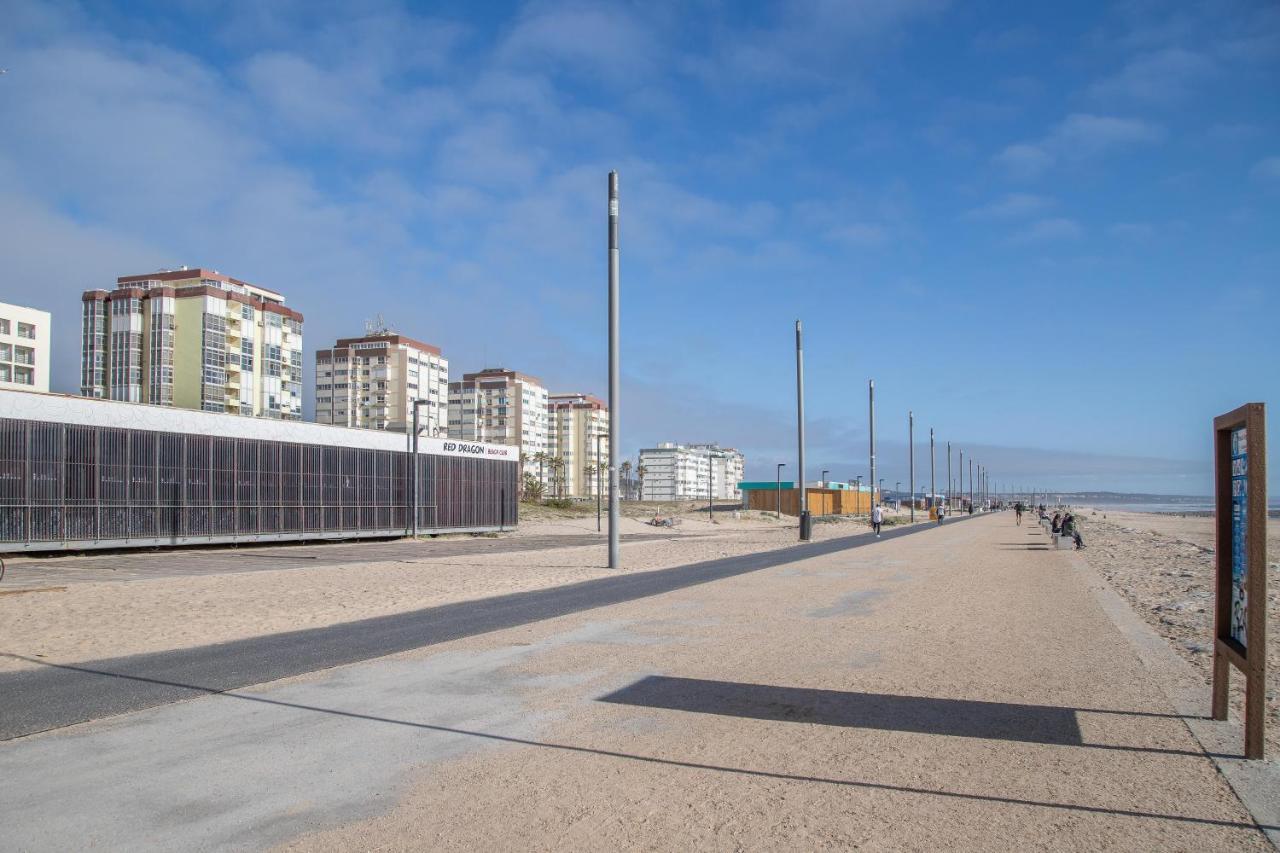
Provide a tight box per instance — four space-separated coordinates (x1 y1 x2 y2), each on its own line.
0 416 518 551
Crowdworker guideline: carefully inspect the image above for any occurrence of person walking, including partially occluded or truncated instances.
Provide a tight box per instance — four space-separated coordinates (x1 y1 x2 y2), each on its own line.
936 503 945 525
1015 502 1024 525
871 503 884 537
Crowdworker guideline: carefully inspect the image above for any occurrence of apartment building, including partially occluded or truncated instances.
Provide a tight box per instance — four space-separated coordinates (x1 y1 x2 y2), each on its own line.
547 392 609 498
314 334 448 435
447 368 548 475
693 443 747 501
639 442 746 501
81 268 303 419
0 302 51 393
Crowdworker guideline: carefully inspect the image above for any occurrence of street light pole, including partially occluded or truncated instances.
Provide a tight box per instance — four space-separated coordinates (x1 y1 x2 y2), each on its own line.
411 399 430 539
776 462 786 519
708 456 714 521
947 441 952 508
595 432 604 533
795 320 810 541
908 411 915 522
821 469 829 487
607 171 621 568
868 379 876 517
929 427 935 513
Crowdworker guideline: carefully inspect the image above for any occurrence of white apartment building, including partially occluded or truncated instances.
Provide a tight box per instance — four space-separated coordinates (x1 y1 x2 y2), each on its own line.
314 334 449 435
548 392 609 498
0 302 51 393
447 368 548 476
639 442 746 501
693 443 746 501
81 268 303 418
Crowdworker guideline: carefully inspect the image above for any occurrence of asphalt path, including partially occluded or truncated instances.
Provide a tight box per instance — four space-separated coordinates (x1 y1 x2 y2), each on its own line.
0 513 985 741
1 532 675 585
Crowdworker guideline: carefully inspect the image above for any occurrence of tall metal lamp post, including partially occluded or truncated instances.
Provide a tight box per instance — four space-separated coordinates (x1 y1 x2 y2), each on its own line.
776 462 786 519
607 171 620 568
908 411 915 522
795 320 810 541
595 432 605 533
410 399 431 539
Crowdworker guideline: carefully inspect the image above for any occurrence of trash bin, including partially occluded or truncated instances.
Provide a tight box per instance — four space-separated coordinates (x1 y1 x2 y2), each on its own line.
799 510 812 541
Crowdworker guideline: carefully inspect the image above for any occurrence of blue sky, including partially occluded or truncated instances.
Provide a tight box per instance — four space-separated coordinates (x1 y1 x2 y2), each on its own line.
1 0 1277 494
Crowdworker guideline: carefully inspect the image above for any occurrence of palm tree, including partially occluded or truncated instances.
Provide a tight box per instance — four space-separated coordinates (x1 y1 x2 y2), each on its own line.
583 462 597 497
637 462 647 502
533 451 548 494
619 460 632 500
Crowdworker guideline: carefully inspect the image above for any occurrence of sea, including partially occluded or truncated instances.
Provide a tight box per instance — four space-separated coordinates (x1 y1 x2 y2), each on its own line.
1067 496 1280 515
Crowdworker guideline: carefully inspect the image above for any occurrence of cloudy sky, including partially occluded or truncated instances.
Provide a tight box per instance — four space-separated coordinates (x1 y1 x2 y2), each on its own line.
1 0 1277 494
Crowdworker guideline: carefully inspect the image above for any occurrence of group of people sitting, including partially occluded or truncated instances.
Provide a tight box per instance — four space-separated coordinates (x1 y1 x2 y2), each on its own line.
1049 508 1086 550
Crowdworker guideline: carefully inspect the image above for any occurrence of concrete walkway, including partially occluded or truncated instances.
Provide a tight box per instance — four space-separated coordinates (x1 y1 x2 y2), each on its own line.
1 514 1274 850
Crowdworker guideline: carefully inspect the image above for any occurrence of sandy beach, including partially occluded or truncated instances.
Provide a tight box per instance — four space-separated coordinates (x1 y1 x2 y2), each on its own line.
0 505 932 673
1074 507 1280 757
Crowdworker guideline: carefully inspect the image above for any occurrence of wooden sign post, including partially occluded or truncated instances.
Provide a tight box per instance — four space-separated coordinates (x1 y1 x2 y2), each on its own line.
1211 402 1267 759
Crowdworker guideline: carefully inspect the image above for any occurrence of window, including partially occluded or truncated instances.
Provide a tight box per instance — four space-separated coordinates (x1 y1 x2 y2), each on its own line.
13 346 34 366
0 319 8 334
0 365 9 382
0 344 9 361
13 366 34 385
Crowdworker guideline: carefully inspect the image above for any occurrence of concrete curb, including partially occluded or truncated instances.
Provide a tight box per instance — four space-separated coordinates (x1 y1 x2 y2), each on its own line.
1067 546 1280 849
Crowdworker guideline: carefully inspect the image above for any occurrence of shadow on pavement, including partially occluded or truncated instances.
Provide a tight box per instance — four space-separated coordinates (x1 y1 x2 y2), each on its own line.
2 655 1271 836
598 675 1213 758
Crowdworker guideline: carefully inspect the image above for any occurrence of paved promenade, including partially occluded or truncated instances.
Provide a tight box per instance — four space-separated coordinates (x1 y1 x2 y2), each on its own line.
2 514 1274 850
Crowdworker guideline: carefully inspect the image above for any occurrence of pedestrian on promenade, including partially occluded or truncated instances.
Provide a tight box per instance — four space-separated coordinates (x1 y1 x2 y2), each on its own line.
1015 502 1024 525
872 503 884 537
1051 511 1062 534
936 503 945 525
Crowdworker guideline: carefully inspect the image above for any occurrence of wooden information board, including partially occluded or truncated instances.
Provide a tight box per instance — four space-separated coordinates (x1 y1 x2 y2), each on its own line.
1211 402 1267 759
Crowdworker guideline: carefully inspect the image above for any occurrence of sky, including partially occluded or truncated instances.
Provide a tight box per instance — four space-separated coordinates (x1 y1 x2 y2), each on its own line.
1 0 1277 495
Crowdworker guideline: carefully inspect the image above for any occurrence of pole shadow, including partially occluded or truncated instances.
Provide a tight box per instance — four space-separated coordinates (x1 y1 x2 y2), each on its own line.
598 676 1212 757
1 655 1270 836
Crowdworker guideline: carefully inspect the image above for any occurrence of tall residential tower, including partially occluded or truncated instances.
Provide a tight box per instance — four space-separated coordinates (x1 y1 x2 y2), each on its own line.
314 333 449 434
81 268 303 418
447 367 548 476
548 392 609 498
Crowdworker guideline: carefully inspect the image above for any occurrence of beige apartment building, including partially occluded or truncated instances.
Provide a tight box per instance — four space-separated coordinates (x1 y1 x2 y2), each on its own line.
548 392 609 498
447 368 548 476
314 333 449 435
0 301 52 393
81 268 303 418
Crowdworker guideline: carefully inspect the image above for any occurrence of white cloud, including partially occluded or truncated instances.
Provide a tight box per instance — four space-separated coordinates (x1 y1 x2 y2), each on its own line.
1108 222 1155 240
993 143 1053 179
1010 218 1083 244
1047 113 1164 154
825 223 889 246
497 2 661 84
1250 156 1280 182
963 193 1054 220
993 114 1163 180
1088 47 1215 104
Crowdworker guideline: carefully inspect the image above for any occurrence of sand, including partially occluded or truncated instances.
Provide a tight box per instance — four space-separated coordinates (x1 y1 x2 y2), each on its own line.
263 513 1267 851
1074 507 1280 758
0 506 929 673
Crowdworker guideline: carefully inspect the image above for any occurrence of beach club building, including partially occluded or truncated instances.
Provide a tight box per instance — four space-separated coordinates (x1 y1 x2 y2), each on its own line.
0 390 519 552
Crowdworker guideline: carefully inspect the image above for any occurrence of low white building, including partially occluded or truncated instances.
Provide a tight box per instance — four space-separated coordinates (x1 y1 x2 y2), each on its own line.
0 301 51 393
639 442 745 501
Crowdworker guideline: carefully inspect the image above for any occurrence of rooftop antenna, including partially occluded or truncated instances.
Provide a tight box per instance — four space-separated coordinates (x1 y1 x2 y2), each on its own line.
364 313 392 336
